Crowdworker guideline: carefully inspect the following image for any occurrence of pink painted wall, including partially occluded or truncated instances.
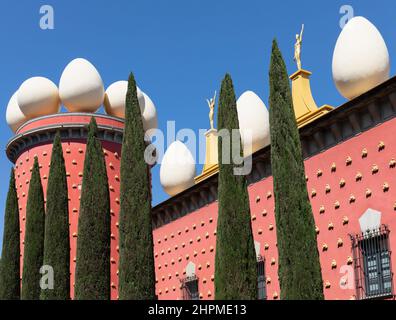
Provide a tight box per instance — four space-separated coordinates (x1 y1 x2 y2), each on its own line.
14 114 122 300
154 116 396 300
12 113 396 300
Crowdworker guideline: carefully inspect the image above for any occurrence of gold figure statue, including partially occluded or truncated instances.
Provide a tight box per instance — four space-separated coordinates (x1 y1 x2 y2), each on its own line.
294 24 304 70
206 91 216 130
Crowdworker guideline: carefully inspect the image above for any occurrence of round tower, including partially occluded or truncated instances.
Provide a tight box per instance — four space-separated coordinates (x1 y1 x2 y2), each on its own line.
6 113 124 299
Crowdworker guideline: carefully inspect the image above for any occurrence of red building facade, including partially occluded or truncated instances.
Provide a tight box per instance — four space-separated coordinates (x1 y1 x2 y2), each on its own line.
152 76 396 300
7 113 124 300
6 77 396 300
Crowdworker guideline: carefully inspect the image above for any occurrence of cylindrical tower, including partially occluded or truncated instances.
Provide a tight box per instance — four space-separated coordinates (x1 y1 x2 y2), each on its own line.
6 113 124 300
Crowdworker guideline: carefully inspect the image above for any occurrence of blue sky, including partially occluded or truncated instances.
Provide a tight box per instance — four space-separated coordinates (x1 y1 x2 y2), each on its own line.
1 0 395 247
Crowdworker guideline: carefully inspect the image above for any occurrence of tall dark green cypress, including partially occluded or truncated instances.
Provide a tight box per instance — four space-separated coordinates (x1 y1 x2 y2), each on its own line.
118 73 155 300
74 117 110 300
269 40 324 300
41 132 70 300
214 74 257 300
21 157 45 300
0 169 20 300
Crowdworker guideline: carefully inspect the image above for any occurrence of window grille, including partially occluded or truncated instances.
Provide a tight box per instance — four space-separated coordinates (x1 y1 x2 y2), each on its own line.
181 275 199 300
257 255 267 300
351 225 393 299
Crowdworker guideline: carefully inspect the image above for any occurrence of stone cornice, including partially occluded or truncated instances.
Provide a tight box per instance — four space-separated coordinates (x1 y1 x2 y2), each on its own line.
15 112 125 133
6 118 124 163
300 76 396 159
152 76 396 229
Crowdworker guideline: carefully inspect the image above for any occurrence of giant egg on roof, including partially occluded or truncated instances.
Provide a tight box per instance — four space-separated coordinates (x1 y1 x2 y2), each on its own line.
104 80 158 134
17 77 60 119
6 91 28 132
160 141 196 196
59 58 105 112
332 16 390 100
140 92 158 134
104 81 144 118
237 91 270 156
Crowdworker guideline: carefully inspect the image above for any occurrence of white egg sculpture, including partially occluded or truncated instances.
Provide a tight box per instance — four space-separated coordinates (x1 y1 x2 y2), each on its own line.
236 91 270 156
17 77 60 119
104 80 158 133
332 16 390 100
59 58 105 112
160 141 196 196
6 91 28 132
141 92 158 133
104 80 144 117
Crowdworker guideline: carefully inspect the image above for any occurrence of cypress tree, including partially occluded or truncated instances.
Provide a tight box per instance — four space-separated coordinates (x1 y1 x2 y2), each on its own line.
0 169 20 300
21 157 45 300
214 74 258 299
74 117 110 300
118 73 155 300
269 39 324 299
41 132 70 300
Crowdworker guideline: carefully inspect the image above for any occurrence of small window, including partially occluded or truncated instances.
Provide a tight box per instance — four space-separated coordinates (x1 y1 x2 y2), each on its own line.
257 255 267 300
181 275 199 300
351 225 393 299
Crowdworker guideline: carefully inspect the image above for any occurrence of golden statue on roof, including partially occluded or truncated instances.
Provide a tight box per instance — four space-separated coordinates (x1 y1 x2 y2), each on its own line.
206 91 216 130
289 23 333 128
294 24 304 70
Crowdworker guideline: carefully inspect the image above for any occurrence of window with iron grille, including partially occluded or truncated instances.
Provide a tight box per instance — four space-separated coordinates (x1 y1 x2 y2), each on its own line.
257 255 267 300
351 225 393 299
181 275 199 300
